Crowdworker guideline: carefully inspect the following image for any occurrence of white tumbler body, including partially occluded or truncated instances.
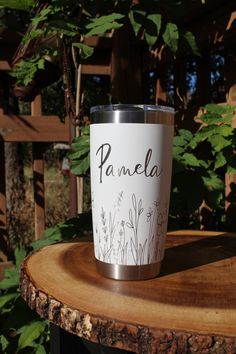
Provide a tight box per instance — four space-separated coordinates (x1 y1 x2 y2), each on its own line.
90 105 174 280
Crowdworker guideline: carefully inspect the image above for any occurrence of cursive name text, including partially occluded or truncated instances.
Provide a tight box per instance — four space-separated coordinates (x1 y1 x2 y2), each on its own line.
96 143 162 183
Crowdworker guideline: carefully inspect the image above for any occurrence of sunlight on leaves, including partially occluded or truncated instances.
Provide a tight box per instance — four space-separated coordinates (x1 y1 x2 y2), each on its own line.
144 13 162 48
73 43 94 59
128 10 146 36
163 22 179 53
183 31 200 56
17 320 46 351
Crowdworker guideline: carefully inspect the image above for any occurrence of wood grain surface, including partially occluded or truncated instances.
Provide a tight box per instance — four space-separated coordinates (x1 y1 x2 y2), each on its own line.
0 114 69 142
20 230 236 354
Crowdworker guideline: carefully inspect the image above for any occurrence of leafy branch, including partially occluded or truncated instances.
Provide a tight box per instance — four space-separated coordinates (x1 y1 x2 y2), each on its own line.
10 54 46 86
1 0 202 86
170 103 236 229
0 212 92 353
0 247 50 354
0 0 34 11
68 125 90 176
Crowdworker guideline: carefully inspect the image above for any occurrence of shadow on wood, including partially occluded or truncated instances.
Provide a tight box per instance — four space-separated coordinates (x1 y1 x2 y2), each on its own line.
162 234 236 276
226 181 236 231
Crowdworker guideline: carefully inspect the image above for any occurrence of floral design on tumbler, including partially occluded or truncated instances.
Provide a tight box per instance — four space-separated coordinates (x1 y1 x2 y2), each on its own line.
95 192 168 265
126 194 145 265
117 220 128 264
96 191 124 262
146 200 168 263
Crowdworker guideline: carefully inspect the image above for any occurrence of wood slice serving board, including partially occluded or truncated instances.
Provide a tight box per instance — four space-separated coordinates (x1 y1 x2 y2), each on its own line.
20 230 236 354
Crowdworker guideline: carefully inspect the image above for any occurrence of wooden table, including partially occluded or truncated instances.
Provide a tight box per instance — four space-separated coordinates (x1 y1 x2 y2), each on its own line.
20 230 236 354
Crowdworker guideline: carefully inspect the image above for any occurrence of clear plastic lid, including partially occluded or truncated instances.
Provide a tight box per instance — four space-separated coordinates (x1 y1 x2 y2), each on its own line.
90 104 175 114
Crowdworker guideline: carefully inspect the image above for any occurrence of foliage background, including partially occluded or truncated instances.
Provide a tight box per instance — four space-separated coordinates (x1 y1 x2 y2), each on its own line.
1 0 236 353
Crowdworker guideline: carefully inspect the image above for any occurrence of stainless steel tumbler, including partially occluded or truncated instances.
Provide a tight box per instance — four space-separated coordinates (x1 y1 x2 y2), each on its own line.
90 104 174 280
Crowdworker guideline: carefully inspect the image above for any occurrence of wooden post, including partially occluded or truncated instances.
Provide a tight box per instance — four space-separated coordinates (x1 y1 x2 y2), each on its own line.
68 121 77 219
224 47 236 230
196 52 214 230
111 22 143 103
155 60 168 105
31 95 45 239
75 65 83 215
225 47 236 104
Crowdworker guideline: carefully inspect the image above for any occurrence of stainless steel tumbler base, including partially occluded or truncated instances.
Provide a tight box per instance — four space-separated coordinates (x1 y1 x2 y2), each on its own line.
95 259 162 280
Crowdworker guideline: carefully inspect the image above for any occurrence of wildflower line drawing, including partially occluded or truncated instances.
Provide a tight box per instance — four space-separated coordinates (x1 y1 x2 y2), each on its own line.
95 192 168 265
126 194 145 265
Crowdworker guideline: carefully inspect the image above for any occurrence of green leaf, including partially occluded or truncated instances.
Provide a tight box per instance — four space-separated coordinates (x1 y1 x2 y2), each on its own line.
204 103 235 115
69 128 90 175
0 277 18 290
202 174 224 191
85 13 124 36
208 134 231 152
200 113 223 125
31 231 61 250
49 19 79 37
227 155 236 173
173 135 187 147
32 214 92 250
189 126 215 146
70 153 90 175
17 320 46 350
162 22 179 53
86 13 124 29
183 31 200 56
0 293 19 309
223 113 234 124
190 124 233 149
44 226 60 238
214 151 227 170
128 10 146 36
198 159 209 168
10 54 47 86
32 6 54 25
0 267 19 290
81 125 90 135
0 0 34 10
182 153 201 167
15 247 27 269
85 21 123 37
72 43 94 59
144 14 162 48
217 125 233 137
35 344 47 354
179 129 193 141
68 145 90 160
37 58 45 70
71 139 89 150
173 146 184 157
201 112 233 127
0 334 9 351
22 29 45 44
